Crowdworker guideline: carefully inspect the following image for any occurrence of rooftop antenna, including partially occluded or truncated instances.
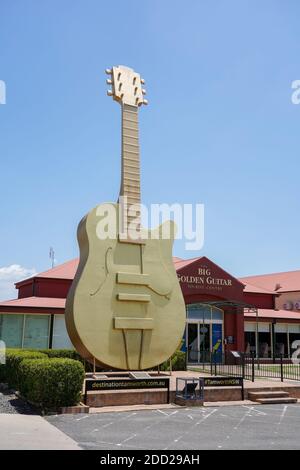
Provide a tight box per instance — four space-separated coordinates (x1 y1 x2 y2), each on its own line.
49 247 55 268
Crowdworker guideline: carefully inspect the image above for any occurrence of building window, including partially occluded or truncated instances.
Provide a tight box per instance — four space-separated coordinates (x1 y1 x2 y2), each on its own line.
187 304 223 322
244 331 256 354
0 314 24 348
258 323 271 358
288 324 300 358
274 324 288 357
244 322 256 355
52 315 73 349
245 322 272 358
23 315 50 349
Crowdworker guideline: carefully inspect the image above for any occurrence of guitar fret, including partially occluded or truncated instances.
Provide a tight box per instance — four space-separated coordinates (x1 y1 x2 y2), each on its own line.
123 189 140 194
123 170 139 178
123 158 139 165
123 126 138 133
124 109 138 115
123 182 140 187
124 175 140 180
123 162 139 168
123 149 139 155
123 199 141 203
123 121 138 126
123 117 138 124
123 134 138 140
124 143 139 149
123 139 139 146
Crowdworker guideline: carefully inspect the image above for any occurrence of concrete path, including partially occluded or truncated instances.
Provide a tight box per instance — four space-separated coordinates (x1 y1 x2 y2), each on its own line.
0 414 81 450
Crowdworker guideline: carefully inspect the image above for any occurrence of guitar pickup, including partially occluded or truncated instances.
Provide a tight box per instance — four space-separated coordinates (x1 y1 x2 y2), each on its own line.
114 317 154 330
117 272 150 286
117 293 150 302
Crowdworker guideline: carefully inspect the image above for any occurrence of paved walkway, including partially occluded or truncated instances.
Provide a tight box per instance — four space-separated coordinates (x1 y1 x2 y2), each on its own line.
0 414 80 450
169 370 300 390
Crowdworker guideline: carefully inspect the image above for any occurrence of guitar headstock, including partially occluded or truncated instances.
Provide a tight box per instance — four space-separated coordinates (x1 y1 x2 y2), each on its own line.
105 65 148 107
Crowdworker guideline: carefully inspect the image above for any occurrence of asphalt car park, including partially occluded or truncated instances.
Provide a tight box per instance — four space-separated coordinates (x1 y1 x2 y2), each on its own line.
47 403 300 450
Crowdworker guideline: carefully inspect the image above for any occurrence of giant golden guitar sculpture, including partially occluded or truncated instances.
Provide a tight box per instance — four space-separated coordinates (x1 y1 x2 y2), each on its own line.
65 66 186 370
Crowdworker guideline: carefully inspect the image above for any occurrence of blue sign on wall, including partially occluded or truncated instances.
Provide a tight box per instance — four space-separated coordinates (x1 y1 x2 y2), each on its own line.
212 323 223 362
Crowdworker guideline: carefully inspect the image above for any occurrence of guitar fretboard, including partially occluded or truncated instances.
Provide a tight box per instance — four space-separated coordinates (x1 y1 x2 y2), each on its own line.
119 103 141 239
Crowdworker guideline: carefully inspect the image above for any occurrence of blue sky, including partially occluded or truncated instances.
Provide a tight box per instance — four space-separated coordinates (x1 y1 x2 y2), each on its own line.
0 0 299 298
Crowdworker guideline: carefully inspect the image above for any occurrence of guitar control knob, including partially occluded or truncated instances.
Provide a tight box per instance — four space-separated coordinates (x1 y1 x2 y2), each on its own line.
143 99 148 105
141 78 145 84
105 68 112 75
142 89 146 95
106 79 112 85
107 90 113 96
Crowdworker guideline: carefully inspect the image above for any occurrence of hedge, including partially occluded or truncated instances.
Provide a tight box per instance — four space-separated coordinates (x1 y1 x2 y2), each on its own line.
18 358 84 411
2 348 96 371
160 349 186 371
1 350 47 389
38 349 82 361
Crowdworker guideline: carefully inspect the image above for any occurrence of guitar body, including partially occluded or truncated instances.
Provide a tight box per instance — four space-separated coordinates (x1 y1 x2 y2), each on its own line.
65 203 186 370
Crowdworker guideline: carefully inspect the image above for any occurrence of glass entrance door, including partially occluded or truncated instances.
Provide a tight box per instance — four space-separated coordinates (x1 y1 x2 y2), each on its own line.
187 323 212 363
199 323 210 363
187 323 199 363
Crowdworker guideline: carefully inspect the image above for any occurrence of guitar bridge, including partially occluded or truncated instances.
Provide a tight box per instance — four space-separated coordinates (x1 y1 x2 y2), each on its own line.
114 317 153 330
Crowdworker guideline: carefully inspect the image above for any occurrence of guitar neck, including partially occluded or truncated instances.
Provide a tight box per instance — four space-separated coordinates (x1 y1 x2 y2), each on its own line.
120 103 141 204
119 103 141 236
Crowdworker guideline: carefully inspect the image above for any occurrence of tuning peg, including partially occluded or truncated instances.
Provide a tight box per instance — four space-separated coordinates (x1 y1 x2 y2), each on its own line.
141 78 145 84
142 89 146 95
107 90 113 96
105 68 112 75
143 99 148 105
106 78 112 85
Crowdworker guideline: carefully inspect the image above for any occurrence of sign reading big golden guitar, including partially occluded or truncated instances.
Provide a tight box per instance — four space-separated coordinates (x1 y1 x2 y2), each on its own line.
65 66 186 370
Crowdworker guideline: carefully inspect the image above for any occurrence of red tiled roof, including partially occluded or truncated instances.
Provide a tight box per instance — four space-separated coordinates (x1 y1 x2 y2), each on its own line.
172 257 200 270
245 308 300 320
0 296 65 309
240 270 300 293
172 257 183 263
17 257 188 284
36 259 79 280
13 256 298 297
241 282 275 295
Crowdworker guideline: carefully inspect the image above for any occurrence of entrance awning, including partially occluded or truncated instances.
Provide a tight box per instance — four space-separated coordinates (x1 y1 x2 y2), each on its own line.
193 300 257 312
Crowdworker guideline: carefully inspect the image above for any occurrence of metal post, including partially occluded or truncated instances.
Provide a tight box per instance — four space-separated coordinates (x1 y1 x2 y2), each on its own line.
255 309 259 359
251 351 255 382
214 351 217 376
280 354 284 382
242 353 245 379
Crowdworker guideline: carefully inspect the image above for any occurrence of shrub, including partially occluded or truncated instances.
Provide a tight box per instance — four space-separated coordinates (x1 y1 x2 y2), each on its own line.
19 358 85 411
38 349 82 361
37 349 100 372
3 350 47 389
160 349 186 371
